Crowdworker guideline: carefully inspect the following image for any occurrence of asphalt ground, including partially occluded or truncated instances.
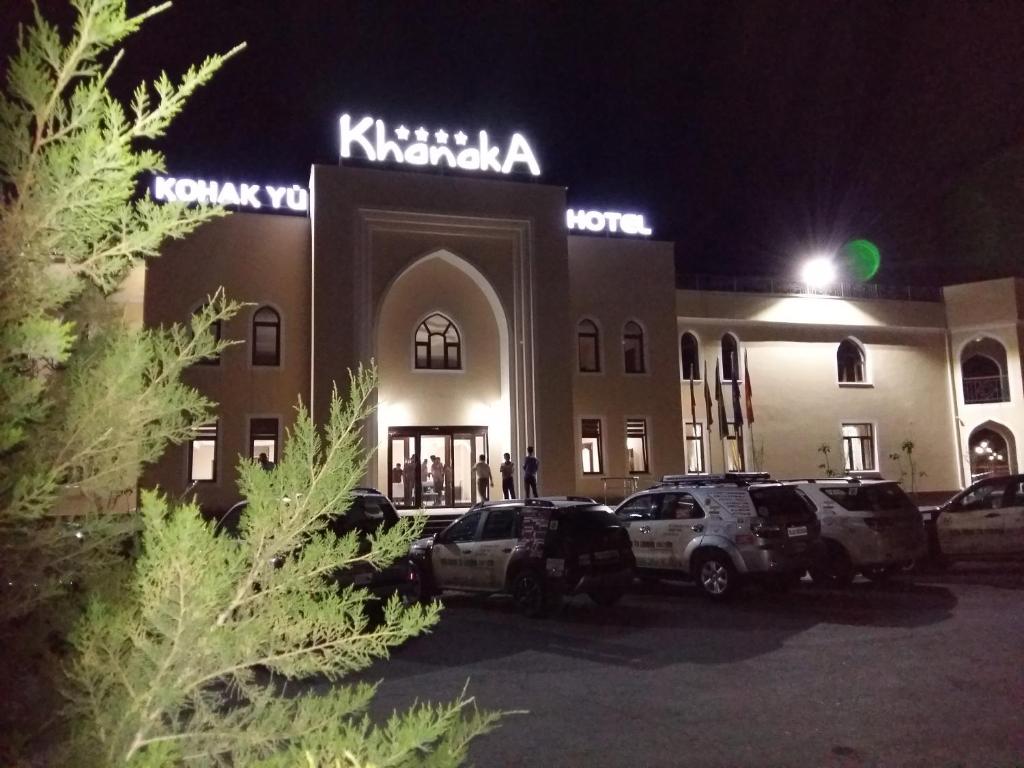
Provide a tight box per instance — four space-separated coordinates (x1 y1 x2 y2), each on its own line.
348 564 1024 767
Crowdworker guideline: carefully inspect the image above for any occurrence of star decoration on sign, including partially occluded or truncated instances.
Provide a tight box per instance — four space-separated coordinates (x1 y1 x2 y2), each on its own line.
434 129 449 144
454 130 468 146
414 126 429 142
394 125 410 141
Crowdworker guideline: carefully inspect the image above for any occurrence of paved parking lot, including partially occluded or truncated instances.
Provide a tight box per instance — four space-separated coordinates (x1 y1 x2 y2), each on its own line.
354 565 1024 767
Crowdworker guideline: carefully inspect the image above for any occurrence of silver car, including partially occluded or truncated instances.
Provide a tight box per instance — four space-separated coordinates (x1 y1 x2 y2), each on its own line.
613 474 822 600
793 478 925 585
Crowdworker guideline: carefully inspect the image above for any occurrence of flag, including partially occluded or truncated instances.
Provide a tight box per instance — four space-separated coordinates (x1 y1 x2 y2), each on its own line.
744 351 754 425
732 358 744 429
714 359 727 439
689 371 697 429
703 360 714 430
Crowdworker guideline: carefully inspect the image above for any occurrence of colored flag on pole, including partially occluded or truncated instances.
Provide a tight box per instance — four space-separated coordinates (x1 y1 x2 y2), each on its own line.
689 370 697 428
732 359 744 429
703 360 714 429
714 359 727 439
744 351 754 425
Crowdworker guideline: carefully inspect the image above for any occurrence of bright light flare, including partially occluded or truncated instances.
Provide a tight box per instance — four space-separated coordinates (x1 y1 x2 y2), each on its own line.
800 255 837 289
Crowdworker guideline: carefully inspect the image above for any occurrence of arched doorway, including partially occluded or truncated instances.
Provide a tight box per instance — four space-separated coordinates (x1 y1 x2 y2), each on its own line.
375 249 511 508
968 422 1016 482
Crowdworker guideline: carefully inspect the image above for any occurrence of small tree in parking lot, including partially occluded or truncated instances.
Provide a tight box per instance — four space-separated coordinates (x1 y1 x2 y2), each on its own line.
889 439 926 499
817 443 838 477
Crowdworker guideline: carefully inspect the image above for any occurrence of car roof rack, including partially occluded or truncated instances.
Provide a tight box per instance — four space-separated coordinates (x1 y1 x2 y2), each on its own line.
655 472 773 488
784 476 869 484
536 495 598 503
352 486 381 494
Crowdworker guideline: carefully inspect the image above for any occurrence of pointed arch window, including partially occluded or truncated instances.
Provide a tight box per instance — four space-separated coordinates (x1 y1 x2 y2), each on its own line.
252 306 281 366
837 338 865 383
578 319 601 372
680 332 699 380
721 333 739 381
415 313 461 370
624 321 646 374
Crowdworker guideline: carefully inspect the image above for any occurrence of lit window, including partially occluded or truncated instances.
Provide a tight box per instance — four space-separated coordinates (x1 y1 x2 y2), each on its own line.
842 423 875 472
725 422 745 471
837 339 865 383
624 321 645 374
680 332 699 380
684 422 705 474
252 306 281 366
581 419 603 474
578 319 600 373
626 418 649 474
188 423 218 482
721 333 739 381
249 417 278 462
415 313 461 370
193 305 221 366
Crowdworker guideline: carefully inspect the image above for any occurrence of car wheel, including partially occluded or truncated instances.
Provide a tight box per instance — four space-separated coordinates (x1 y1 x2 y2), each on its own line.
694 551 739 600
588 588 624 607
809 542 855 587
512 571 557 617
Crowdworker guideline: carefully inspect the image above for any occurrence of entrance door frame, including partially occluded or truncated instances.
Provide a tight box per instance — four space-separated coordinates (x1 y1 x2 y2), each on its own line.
388 425 489 509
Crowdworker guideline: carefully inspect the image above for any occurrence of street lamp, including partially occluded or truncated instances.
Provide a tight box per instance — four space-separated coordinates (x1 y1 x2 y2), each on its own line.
800 255 837 290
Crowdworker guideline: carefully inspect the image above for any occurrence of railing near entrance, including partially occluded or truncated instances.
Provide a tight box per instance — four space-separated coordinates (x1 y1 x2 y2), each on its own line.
963 375 1010 404
600 476 640 505
678 274 944 302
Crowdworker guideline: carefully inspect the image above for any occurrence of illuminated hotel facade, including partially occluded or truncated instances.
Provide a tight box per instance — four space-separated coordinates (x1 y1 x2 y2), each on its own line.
140 117 1024 511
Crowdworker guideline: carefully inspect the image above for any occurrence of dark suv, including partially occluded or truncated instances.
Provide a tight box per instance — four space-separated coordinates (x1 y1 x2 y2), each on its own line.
408 498 636 617
218 487 419 605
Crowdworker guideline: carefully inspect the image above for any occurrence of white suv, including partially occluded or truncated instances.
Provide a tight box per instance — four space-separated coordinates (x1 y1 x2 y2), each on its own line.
612 474 821 600
791 478 925 585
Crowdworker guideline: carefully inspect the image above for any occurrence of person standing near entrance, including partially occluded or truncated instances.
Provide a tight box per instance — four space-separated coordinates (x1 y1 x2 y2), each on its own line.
403 454 416 506
474 455 493 502
430 455 445 506
499 453 516 499
523 446 539 498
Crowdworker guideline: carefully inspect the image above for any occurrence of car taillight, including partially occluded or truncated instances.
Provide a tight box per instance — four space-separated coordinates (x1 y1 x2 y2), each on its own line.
751 520 784 538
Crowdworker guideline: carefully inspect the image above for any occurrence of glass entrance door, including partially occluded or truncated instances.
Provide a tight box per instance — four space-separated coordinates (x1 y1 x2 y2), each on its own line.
387 426 489 509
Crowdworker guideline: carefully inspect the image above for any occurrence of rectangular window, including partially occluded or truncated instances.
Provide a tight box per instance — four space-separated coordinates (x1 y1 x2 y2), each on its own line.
249 417 279 462
579 335 599 373
253 325 279 366
725 422 745 472
842 423 875 472
188 423 218 482
685 422 705 474
581 419 603 474
626 418 649 474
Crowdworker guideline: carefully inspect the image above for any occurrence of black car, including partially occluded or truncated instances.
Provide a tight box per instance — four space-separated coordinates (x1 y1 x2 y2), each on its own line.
408 498 636 617
217 487 420 605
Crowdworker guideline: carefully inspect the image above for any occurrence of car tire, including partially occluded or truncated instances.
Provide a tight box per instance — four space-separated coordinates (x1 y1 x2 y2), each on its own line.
809 541 855 587
512 571 558 618
693 551 740 601
588 588 624 607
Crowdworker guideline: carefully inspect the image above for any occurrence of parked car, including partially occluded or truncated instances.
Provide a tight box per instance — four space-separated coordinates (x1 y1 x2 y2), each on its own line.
613 473 821 600
217 487 420 606
922 474 1024 564
791 478 925 585
408 498 635 617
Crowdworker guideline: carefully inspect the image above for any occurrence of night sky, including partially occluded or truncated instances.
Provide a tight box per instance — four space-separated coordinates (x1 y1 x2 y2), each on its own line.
4 1 1024 285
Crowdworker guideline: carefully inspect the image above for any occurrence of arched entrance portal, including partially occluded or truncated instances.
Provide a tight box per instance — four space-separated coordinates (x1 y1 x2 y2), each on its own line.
968 422 1016 482
375 249 511 508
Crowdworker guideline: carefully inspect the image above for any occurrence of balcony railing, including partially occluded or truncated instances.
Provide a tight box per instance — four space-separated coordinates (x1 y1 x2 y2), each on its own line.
963 375 1010 404
678 274 943 302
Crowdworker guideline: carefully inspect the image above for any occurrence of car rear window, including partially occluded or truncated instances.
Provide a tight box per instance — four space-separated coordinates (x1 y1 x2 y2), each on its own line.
555 505 621 531
820 484 917 514
749 486 816 522
329 495 400 537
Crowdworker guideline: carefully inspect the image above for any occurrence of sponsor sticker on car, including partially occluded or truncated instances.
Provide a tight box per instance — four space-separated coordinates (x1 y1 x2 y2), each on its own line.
787 525 808 538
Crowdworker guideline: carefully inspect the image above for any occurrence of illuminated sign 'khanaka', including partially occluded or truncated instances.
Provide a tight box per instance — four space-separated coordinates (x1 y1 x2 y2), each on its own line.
339 114 541 176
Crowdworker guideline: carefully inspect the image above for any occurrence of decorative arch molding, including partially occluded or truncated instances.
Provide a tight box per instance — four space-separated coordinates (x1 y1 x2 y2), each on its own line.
967 420 1017 480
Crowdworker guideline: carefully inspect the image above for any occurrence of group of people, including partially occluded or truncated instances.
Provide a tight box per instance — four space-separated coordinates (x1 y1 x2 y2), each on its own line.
391 447 541 506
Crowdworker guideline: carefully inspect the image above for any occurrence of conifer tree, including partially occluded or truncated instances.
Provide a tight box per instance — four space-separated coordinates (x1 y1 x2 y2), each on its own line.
0 2 495 764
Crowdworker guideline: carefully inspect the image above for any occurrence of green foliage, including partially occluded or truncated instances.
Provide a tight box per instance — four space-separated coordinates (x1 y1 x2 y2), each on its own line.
65 370 496 766
889 439 926 497
816 443 837 477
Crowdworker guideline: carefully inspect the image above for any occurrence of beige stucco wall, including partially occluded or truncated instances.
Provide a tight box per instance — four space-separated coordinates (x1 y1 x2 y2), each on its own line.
676 291 961 493
569 237 686 500
142 213 311 511
944 278 1024 479
375 252 508 488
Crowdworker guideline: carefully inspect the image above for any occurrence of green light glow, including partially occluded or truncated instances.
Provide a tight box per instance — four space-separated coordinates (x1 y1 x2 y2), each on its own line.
843 239 881 280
